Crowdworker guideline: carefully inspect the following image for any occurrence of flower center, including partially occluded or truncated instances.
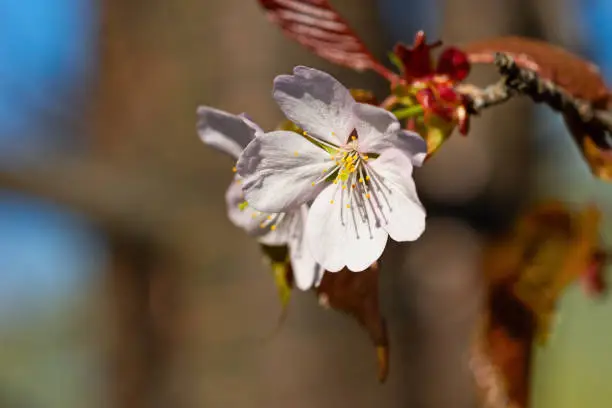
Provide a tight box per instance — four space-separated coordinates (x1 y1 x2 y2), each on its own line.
335 143 368 184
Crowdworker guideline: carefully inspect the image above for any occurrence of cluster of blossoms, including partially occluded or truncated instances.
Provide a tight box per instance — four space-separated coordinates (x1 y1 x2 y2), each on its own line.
198 66 428 289
388 31 471 154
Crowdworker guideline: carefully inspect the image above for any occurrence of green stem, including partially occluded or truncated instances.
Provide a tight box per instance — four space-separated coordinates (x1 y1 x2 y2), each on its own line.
392 105 424 120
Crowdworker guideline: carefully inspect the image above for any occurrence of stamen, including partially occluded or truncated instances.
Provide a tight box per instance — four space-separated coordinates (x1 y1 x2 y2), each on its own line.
330 200 334 204
301 131 339 150
294 151 299 156
270 225 277 231
232 166 237 173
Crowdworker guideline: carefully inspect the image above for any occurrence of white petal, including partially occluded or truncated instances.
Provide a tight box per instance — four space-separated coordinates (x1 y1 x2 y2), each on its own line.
306 183 388 272
353 104 428 165
197 106 256 159
314 264 325 287
225 177 284 238
353 102 400 151
367 150 426 242
236 130 332 213
273 66 355 145
257 213 293 246
399 130 428 167
239 113 265 135
287 205 319 290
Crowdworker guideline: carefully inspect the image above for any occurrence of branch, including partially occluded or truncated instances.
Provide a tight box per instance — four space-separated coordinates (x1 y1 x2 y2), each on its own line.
462 53 612 148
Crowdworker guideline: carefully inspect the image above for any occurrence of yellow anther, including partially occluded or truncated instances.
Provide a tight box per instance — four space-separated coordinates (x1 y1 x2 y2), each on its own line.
331 131 336 136
333 180 338 184
359 177 364 183
232 166 237 173
303 131 308 136
346 204 351 209
342 185 347 190
330 200 335 204
267 215 272 220
259 223 265 228
351 184 356 189
270 225 277 231
294 151 299 156
311 182 316 186
351 135 356 141
366 193 371 199
365 176 370 181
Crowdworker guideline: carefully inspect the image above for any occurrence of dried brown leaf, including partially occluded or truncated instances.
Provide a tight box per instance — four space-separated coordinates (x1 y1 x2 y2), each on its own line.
480 202 604 407
563 113 612 180
315 262 389 382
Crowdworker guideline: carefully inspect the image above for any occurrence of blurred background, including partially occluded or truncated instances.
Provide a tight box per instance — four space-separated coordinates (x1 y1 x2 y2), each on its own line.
0 0 611 407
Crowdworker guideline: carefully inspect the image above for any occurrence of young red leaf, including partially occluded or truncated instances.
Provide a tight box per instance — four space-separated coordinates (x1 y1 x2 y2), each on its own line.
257 0 396 81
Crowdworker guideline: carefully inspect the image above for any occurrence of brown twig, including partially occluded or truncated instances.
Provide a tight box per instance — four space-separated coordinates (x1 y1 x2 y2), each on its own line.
462 53 612 149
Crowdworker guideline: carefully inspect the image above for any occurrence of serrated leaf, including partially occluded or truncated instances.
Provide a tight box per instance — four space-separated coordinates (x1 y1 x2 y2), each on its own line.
256 0 396 80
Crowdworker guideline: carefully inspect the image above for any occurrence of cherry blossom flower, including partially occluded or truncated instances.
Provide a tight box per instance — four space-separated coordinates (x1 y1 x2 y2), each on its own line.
197 106 322 289
236 66 427 272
